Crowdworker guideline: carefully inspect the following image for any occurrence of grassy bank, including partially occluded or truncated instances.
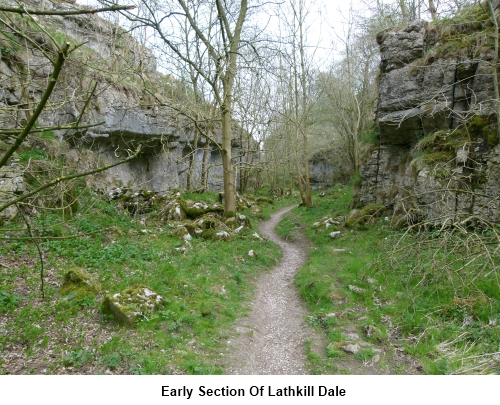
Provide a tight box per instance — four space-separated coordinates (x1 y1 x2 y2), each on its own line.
278 186 500 375
0 190 297 374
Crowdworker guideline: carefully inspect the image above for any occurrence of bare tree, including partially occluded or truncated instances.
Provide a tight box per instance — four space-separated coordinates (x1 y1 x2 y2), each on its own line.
103 0 249 213
0 3 139 217
270 0 316 207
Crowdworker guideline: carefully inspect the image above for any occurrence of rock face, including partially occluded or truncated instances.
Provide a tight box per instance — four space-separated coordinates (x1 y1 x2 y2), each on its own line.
309 149 350 186
0 0 250 204
0 161 25 222
358 6 500 224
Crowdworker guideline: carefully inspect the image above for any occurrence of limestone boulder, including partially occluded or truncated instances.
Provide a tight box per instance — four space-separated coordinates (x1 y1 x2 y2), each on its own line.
102 286 164 327
60 268 100 297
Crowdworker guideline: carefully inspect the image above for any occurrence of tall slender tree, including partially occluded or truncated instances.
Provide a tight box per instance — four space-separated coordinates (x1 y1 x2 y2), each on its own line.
104 0 248 213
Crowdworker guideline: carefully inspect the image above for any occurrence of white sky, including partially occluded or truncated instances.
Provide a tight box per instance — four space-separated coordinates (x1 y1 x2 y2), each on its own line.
76 0 367 65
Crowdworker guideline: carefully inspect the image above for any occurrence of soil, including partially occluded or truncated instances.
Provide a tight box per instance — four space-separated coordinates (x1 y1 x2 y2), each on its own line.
225 205 324 374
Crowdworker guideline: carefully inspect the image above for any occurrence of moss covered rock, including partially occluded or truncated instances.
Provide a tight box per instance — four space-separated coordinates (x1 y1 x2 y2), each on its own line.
201 229 216 240
345 204 386 228
102 286 164 327
329 288 349 306
224 215 238 229
178 197 224 219
173 226 189 237
59 268 100 297
255 196 274 205
157 193 186 222
196 213 224 230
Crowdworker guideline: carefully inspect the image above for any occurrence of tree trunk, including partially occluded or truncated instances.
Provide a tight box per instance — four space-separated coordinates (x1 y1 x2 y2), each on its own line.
428 0 438 20
219 0 247 213
201 138 209 190
221 106 236 212
298 2 312 208
187 121 199 191
399 0 409 23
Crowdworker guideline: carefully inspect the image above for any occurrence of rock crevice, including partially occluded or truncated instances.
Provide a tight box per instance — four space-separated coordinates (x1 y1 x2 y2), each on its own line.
358 8 500 223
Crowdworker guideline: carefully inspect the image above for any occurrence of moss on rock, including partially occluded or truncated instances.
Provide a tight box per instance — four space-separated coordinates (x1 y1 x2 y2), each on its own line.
329 288 349 306
345 204 386 228
201 229 216 240
59 268 100 297
102 286 164 327
255 196 274 205
178 196 224 219
173 226 189 237
224 215 238 229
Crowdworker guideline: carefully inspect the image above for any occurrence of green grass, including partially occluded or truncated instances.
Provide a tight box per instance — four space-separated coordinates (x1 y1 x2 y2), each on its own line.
279 185 500 375
19 149 48 162
0 191 284 374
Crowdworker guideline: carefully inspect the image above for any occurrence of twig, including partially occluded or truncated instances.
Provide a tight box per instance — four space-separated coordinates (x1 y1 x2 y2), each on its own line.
0 145 142 214
460 351 500 361
16 204 45 299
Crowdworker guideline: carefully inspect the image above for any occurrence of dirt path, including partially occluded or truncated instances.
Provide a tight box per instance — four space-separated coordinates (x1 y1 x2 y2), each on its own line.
225 205 322 374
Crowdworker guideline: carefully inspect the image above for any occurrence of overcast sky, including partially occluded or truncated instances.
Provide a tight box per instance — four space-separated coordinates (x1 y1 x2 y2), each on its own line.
76 0 367 64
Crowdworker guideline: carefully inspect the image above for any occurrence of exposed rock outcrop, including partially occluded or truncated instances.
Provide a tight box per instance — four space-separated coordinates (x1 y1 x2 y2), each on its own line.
0 0 251 209
0 161 25 223
309 149 350 186
358 5 500 224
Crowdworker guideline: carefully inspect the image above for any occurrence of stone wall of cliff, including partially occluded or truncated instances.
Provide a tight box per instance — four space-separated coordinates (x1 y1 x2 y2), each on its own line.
357 2 500 225
1 0 247 221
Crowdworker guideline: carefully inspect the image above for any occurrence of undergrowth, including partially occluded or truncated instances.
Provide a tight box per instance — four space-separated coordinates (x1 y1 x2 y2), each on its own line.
0 190 297 375
281 185 500 375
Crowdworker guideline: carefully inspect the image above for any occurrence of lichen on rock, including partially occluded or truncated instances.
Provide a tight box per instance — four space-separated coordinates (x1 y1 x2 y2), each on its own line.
102 286 164 327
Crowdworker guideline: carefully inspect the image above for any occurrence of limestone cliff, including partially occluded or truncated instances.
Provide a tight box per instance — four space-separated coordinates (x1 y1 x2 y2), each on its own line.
1 0 247 221
357 2 500 224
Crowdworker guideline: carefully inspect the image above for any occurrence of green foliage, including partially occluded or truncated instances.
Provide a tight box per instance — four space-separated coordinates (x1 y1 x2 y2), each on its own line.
354 347 376 362
182 191 219 204
41 130 56 139
0 189 283 374
345 204 385 228
284 185 500 374
350 173 361 186
19 149 48 162
275 209 302 241
425 3 494 61
0 31 21 57
0 290 21 312
63 348 94 368
361 125 379 145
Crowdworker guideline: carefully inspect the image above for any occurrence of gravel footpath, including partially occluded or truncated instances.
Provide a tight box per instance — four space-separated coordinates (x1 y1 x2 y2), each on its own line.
226 205 322 374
